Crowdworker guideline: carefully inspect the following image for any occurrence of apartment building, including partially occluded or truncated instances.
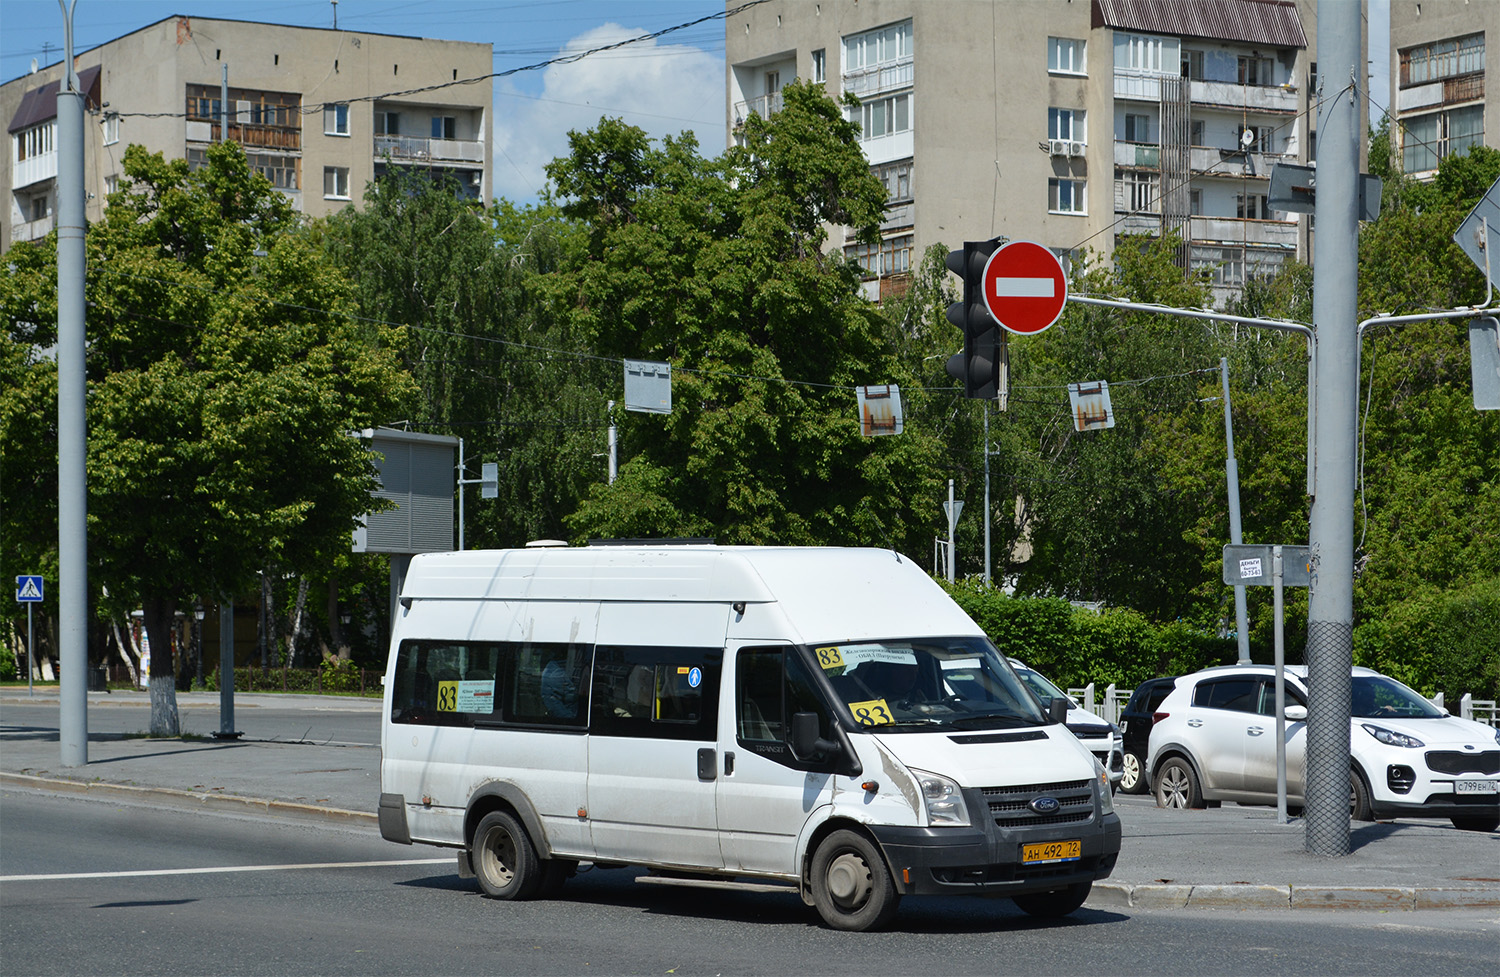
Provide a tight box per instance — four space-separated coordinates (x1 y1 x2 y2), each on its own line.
3 16 492 252
1389 1 1496 179
726 0 1317 304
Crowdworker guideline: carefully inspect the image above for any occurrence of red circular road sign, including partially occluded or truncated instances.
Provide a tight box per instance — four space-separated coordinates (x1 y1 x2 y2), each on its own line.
981 240 1068 335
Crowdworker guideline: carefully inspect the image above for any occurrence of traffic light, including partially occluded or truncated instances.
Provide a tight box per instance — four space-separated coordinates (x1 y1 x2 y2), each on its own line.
945 237 1005 399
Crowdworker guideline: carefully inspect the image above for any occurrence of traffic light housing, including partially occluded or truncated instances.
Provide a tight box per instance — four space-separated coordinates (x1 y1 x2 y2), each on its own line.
945 238 1005 399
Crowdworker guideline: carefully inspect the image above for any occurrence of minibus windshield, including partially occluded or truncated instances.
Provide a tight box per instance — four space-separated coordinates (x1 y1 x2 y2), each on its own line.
808 637 1048 731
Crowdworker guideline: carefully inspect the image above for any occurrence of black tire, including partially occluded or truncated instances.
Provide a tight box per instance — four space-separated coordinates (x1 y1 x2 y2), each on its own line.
810 829 901 931
1120 751 1147 794
1012 881 1092 918
1450 814 1499 833
1349 769 1374 822
472 811 541 900
1154 756 1204 810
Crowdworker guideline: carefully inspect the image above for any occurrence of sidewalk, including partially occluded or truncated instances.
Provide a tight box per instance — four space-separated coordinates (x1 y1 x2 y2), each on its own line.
3 691 1497 911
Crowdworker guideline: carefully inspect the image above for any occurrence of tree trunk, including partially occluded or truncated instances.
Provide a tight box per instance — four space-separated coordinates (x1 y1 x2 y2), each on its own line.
141 597 180 736
111 618 142 687
286 576 309 671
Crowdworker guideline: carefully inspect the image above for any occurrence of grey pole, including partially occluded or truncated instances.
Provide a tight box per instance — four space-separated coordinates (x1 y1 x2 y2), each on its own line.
1221 358 1251 664
1273 545 1289 824
221 63 229 142
983 405 991 588
216 601 240 739
1305 0 1361 857
56 0 88 767
457 437 466 550
607 400 618 484
946 479 957 583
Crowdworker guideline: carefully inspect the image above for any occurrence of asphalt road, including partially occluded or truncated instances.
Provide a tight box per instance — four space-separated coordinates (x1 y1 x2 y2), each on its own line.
3 786 1496 977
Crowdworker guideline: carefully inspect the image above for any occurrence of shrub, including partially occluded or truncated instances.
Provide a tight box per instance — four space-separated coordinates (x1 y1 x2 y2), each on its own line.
321 656 361 693
0 645 16 681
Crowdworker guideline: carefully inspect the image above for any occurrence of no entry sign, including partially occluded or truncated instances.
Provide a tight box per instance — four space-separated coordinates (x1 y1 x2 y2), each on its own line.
981 240 1068 335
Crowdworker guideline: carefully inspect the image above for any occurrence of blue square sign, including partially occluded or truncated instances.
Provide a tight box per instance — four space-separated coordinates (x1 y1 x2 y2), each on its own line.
15 575 43 602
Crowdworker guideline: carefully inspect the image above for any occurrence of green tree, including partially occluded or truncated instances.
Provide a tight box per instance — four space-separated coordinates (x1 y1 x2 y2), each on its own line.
3 143 413 732
548 82 946 555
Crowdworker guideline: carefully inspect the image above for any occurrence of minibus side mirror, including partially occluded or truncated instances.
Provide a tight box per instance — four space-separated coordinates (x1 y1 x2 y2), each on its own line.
790 711 837 760
1048 697 1069 725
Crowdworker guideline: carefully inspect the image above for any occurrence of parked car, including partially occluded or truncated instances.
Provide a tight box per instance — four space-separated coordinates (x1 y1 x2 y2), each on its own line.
1147 664 1500 832
1117 676 1177 794
1009 659 1124 790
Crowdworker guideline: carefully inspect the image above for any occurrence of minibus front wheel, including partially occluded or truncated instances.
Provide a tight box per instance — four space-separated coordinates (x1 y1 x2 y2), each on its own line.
472 810 541 900
809 829 900 931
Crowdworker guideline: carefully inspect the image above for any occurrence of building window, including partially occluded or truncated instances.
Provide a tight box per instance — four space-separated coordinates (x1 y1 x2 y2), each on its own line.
1181 50 1205 80
432 115 456 139
1403 105 1484 173
1237 193 1270 219
1400 33 1484 87
1049 178 1086 215
102 113 119 145
15 121 55 161
1124 113 1153 143
324 103 349 136
1118 170 1158 213
874 158 913 203
104 174 118 199
811 48 826 83
845 233 913 279
376 111 400 135
853 92 910 141
1190 120 1205 146
1049 108 1085 142
1118 32 1179 74
1049 37 1085 75
1238 56 1275 86
29 195 50 221
844 20 911 71
1190 189 1203 215
324 166 350 199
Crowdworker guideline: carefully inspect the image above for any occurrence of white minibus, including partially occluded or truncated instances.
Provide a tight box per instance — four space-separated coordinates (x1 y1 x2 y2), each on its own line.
379 544 1121 931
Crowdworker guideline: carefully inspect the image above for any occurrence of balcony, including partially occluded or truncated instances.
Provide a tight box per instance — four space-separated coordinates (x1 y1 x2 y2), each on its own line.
1189 147 1290 178
1114 70 1298 113
1189 215 1298 248
184 120 302 150
733 90 783 125
1190 79 1298 113
373 135 484 164
12 151 57 190
1115 142 1160 168
843 57 914 97
11 213 55 243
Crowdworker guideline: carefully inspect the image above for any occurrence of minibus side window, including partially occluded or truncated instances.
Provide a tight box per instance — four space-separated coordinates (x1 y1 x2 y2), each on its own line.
389 641 501 727
508 642 590 727
590 645 720 741
737 646 837 771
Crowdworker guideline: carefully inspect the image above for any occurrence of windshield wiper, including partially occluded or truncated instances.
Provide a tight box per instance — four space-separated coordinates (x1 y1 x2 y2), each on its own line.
947 714 1035 731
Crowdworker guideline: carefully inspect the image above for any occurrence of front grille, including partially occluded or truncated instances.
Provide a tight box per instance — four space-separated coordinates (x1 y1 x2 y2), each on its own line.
982 778 1094 827
1425 750 1500 776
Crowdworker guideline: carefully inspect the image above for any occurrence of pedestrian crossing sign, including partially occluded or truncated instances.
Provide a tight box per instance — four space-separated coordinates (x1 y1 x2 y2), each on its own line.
15 575 43 602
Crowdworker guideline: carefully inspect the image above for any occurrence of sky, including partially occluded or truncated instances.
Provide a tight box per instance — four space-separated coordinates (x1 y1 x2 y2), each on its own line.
0 0 730 205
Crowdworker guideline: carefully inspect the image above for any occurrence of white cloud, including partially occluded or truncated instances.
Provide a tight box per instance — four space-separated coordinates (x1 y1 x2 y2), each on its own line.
491 23 725 206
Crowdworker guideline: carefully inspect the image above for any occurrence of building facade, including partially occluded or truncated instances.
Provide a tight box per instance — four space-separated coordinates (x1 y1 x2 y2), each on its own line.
1389 0 1496 180
725 0 1317 305
3 16 492 252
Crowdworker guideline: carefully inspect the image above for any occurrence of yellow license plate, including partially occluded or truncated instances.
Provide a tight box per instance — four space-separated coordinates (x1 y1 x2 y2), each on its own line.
1022 840 1081 864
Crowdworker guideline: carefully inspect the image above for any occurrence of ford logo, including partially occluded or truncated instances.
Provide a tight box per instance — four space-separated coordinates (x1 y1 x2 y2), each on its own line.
1029 796 1061 815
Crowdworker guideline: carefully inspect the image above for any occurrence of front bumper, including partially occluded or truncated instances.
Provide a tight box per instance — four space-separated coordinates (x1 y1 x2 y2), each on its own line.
869 784 1121 897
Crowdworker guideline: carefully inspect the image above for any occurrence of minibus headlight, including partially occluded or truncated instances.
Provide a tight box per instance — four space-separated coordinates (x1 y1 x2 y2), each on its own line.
1096 759 1114 815
911 768 969 826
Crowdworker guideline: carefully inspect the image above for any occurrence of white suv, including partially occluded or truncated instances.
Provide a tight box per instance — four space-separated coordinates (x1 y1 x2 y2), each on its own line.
1009 659 1124 790
1147 664 1500 832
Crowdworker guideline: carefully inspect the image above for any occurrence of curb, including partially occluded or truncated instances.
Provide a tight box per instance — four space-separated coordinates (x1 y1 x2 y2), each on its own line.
1088 880 1500 911
0 771 377 825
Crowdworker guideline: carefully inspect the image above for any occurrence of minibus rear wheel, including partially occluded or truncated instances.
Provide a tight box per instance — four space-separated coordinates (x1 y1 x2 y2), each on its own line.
809 829 900 931
472 810 541 900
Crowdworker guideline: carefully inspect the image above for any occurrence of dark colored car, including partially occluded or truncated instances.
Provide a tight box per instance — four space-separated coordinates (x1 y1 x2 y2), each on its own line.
1117 677 1177 794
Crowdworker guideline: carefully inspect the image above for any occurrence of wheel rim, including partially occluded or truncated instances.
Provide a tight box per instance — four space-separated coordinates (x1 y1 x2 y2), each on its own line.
1159 765 1189 808
1121 753 1141 790
825 851 873 911
478 825 516 887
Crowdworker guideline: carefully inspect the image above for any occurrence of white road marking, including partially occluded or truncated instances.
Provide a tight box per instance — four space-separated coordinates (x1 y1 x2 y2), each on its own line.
1 858 451 883
993 277 1056 298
